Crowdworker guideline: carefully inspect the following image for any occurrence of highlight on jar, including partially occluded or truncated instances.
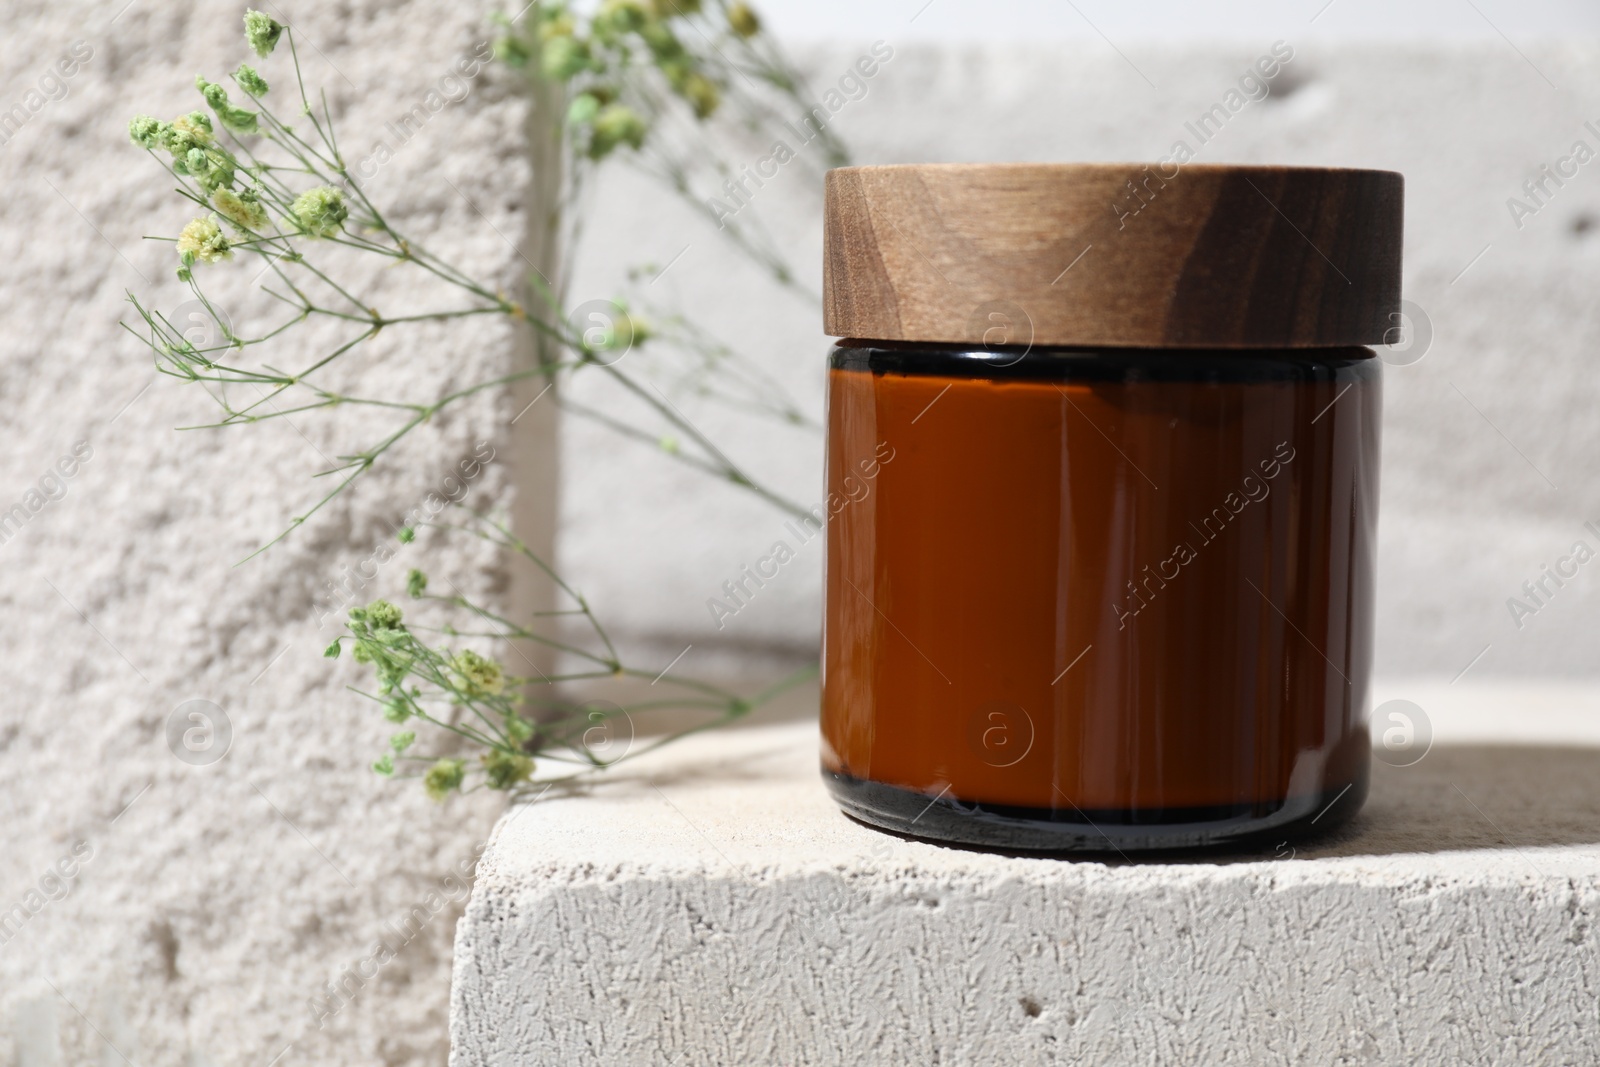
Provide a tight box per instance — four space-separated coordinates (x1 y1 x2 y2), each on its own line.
818 162 1402 853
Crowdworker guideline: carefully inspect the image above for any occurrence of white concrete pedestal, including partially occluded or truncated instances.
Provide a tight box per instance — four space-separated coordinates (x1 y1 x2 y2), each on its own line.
450 683 1600 1065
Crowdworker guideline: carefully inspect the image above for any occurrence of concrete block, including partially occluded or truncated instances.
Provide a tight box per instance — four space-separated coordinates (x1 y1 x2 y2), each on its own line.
451 683 1600 1065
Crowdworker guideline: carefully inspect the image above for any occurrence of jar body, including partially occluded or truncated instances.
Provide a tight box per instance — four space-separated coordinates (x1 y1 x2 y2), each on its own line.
821 342 1381 852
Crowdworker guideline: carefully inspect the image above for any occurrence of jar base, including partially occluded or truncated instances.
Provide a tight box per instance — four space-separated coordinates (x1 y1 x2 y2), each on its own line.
824 769 1366 855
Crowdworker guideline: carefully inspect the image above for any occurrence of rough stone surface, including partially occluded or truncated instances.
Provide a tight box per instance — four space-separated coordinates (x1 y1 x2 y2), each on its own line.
561 42 1600 682
452 684 1600 1066
0 2 538 1064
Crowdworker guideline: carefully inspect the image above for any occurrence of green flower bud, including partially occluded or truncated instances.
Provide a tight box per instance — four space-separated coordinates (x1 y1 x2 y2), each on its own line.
372 753 395 776
596 0 650 35
397 526 415 543
658 435 680 454
493 35 532 68
287 185 348 238
682 72 720 119
639 19 683 59
406 568 427 598
658 57 691 91
481 749 534 790
196 77 260 134
382 697 411 723
212 188 268 230
360 599 405 630
588 103 647 158
176 216 233 267
180 146 235 195
538 0 571 20
654 0 701 17
390 731 416 752
727 2 760 38
608 311 649 348
128 114 164 149
244 9 284 57
450 649 505 698
566 92 601 127
423 758 466 801
166 112 213 152
323 639 342 658
235 64 269 97
540 34 593 80
538 11 578 40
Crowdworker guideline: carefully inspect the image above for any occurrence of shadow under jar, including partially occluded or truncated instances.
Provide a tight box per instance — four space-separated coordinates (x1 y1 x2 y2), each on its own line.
819 163 1403 853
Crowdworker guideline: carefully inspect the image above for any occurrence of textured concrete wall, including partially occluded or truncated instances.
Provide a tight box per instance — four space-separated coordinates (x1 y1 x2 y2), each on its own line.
0 2 541 1064
561 40 1600 683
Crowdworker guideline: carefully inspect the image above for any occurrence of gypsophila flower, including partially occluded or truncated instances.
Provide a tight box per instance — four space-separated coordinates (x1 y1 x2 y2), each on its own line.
125 0 842 808
244 9 284 57
640 19 684 61
450 649 505 698
177 216 233 267
212 188 269 230
423 758 466 800
589 103 647 158
153 111 234 194
169 110 214 146
128 114 165 149
566 92 601 127
190 156 235 195
541 34 593 80
539 10 578 40
361 599 405 631
406 568 428 598
398 526 416 543
727 2 760 37
287 185 348 237
492 33 533 68
608 310 649 349
481 750 534 790
682 72 719 119
594 0 650 38
196 77 260 134
234 64 269 97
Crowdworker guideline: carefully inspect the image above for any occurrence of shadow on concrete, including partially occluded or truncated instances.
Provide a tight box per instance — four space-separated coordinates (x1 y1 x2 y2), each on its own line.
1298 744 1600 858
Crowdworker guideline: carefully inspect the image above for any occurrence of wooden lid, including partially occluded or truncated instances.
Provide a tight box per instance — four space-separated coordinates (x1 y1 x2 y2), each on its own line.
823 163 1404 349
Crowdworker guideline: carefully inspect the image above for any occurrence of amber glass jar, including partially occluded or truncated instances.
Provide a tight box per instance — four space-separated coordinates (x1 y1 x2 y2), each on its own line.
820 164 1403 852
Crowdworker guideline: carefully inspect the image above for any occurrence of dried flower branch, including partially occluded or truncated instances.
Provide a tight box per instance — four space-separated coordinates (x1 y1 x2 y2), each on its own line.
124 2 838 797
327 515 814 799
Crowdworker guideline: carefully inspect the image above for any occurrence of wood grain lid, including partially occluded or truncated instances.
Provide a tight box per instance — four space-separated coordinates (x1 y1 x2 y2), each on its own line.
823 163 1404 349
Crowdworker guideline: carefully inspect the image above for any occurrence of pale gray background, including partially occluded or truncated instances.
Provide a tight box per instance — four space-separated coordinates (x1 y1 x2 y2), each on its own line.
768 0 1600 41
562 2 1600 685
